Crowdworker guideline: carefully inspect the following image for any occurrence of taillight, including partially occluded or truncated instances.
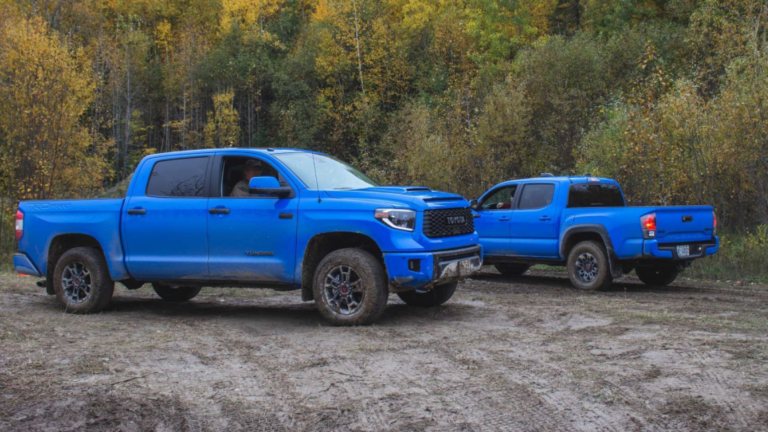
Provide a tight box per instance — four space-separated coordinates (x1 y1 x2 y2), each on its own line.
15 210 23 242
641 213 656 239
712 211 717 236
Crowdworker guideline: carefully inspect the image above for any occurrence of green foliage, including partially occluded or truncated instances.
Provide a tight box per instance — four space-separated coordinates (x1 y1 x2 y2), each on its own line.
1 0 767 279
686 228 768 283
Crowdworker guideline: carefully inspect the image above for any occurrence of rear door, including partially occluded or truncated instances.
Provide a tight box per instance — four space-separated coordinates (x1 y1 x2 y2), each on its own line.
510 183 558 257
473 184 517 256
122 155 212 280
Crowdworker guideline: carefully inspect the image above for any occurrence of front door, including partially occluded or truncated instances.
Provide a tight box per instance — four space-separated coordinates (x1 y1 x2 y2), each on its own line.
510 183 558 257
123 155 212 280
473 185 517 256
206 154 299 283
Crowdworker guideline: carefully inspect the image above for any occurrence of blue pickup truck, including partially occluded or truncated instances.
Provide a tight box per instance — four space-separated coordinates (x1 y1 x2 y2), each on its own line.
14 148 482 325
471 175 718 290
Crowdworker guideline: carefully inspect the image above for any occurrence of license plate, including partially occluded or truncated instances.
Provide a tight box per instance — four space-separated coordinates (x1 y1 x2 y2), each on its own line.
677 245 690 258
440 258 479 279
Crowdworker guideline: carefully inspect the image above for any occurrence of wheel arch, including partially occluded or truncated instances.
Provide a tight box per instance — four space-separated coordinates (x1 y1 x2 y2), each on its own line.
560 225 622 278
46 234 107 295
300 232 384 301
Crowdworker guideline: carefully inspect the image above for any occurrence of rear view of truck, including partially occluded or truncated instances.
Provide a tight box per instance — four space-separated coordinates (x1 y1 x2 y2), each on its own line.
561 179 719 290
474 176 719 291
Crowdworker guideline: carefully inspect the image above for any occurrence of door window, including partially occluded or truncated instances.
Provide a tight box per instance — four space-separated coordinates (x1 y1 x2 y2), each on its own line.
146 157 209 197
518 184 555 210
480 185 517 210
219 157 283 197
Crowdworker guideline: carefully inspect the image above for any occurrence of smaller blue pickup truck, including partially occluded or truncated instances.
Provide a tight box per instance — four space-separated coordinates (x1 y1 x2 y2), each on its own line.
471 175 719 290
14 148 482 325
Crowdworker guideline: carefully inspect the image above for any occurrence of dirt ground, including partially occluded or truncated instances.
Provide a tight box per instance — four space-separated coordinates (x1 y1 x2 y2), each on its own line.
1 268 767 432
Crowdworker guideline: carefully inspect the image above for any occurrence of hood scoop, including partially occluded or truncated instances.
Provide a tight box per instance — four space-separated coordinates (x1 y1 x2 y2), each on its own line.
423 197 463 202
360 186 432 194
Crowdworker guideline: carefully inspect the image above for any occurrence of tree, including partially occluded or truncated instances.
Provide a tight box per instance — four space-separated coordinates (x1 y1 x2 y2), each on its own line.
0 15 111 203
204 90 241 148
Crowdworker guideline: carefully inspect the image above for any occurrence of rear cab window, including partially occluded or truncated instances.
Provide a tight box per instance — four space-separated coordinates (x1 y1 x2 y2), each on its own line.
517 184 555 210
146 157 209 197
567 183 625 208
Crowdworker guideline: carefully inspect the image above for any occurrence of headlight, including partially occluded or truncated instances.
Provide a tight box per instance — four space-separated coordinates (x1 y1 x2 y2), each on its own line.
375 208 416 231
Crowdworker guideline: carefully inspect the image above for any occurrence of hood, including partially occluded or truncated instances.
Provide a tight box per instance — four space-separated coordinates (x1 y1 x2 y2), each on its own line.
324 186 469 211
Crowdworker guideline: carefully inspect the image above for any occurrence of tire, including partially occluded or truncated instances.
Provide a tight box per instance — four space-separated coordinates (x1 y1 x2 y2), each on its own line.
397 281 458 308
152 283 202 302
312 248 388 326
567 241 613 291
635 266 679 286
494 263 530 276
53 247 114 314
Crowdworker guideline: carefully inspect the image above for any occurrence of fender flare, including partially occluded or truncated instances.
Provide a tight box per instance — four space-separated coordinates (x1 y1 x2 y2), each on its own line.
560 224 623 279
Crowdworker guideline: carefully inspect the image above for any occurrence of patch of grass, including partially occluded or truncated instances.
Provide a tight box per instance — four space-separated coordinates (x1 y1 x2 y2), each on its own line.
685 227 768 284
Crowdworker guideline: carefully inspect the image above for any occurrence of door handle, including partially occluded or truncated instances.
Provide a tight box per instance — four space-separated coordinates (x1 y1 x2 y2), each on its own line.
127 208 146 215
209 208 230 214
499 216 510 222
539 216 551 221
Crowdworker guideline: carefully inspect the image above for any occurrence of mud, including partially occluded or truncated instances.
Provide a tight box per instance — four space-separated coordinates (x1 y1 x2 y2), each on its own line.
1 268 767 431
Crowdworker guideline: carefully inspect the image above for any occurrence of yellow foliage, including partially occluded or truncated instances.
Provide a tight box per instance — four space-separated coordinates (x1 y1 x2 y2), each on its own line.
0 16 111 202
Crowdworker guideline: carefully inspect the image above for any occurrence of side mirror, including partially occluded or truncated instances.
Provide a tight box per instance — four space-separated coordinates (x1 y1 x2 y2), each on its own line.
470 199 478 210
249 176 291 198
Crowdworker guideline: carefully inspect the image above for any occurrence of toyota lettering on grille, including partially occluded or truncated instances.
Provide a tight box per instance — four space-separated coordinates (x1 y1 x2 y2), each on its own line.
446 215 466 226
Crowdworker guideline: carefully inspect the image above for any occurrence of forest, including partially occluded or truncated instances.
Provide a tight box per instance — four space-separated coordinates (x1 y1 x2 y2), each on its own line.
0 0 767 278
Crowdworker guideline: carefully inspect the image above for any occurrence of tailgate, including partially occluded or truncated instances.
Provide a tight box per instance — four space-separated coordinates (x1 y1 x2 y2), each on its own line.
653 206 715 243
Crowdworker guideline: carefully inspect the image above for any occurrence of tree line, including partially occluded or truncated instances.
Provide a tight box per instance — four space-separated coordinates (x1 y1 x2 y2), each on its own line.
1 0 767 246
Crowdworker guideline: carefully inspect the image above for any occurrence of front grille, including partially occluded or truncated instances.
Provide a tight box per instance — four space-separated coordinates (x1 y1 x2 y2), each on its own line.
423 207 475 238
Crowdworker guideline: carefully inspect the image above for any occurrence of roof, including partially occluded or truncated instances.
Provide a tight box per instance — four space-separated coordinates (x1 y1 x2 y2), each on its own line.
143 147 326 159
493 175 618 187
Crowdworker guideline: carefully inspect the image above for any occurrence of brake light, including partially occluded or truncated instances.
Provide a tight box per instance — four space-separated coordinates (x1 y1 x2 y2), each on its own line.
712 211 717 235
15 210 23 242
641 213 656 239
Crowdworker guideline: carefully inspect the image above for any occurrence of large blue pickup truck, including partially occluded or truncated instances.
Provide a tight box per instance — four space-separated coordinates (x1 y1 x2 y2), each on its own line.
471 175 718 290
14 148 482 325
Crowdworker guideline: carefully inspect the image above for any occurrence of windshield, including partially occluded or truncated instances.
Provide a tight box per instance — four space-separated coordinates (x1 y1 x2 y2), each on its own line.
274 152 379 190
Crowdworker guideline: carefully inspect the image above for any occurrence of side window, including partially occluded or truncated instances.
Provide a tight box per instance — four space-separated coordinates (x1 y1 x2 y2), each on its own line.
480 185 517 210
518 184 555 210
220 157 281 198
568 184 625 208
146 157 208 197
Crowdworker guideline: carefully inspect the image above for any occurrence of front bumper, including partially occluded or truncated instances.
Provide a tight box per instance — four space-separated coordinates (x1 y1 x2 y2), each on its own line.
14 253 42 277
643 236 719 259
384 245 483 292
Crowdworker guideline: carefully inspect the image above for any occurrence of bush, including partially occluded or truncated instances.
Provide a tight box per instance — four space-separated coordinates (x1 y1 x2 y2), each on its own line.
686 227 768 283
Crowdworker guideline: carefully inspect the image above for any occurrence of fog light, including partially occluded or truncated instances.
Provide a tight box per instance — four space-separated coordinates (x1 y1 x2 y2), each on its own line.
408 259 420 272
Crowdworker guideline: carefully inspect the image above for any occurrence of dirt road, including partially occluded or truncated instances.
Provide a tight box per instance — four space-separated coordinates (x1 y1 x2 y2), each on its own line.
1 269 767 431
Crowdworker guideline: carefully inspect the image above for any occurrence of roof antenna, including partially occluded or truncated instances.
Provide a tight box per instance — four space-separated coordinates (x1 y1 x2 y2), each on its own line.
312 151 321 203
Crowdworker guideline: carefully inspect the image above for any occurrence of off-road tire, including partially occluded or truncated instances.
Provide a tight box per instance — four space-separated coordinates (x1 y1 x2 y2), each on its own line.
567 241 613 291
494 263 530 276
312 248 388 326
397 281 458 307
635 266 679 286
53 247 114 314
152 283 202 302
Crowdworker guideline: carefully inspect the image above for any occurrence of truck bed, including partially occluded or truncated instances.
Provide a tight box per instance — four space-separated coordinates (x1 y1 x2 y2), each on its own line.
17 199 128 280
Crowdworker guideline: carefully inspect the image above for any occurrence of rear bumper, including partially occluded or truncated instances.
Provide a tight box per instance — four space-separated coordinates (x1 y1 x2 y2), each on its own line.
643 236 719 260
14 253 42 277
385 245 483 292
